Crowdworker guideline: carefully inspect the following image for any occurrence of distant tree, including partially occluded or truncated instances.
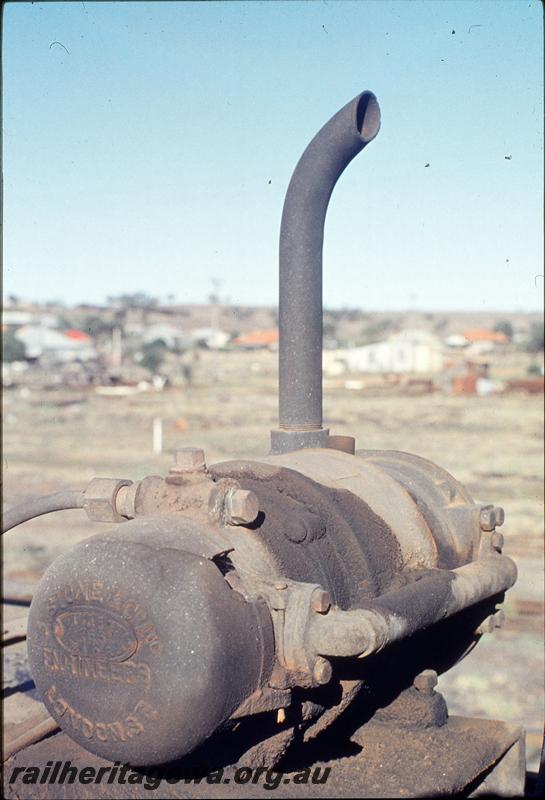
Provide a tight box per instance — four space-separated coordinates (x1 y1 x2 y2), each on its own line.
3 330 26 362
107 293 158 309
360 319 393 344
493 320 514 341
340 307 365 322
140 340 166 374
526 322 544 354
83 315 116 338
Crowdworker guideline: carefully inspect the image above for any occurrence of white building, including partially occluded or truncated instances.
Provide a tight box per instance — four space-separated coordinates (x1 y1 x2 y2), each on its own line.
142 323 194 350
190 327 231 350
3 310 34 327
323 330 444 376
15 326 97 363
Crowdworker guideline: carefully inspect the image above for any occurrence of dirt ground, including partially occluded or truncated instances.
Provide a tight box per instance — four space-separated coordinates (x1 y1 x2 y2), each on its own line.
2 349 543 770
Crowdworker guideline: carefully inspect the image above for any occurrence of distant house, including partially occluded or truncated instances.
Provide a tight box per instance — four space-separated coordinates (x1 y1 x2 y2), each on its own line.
232 329 279 350
2 310 35 328
323 330 444 376
463 328 508 345
190 327 231 350
444 328 509 355
3 309 60 330
444 333 470 349
64 329 92 342
14 326 97 363
142 323 194 350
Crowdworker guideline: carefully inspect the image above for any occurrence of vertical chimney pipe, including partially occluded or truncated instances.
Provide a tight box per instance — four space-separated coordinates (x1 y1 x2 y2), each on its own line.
271 91 381 454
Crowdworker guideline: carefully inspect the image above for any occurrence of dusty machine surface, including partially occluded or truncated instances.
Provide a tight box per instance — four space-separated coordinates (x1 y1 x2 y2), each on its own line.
3 91 527 797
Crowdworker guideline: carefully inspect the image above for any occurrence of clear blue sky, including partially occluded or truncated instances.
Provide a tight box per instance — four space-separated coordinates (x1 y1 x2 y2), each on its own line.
3 0 543 311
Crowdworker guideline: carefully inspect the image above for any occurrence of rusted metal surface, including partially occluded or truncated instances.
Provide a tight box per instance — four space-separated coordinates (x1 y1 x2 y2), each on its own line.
115 458 259 530
307 554 516 659
373 673 448 729
27 519 274 765
3 716 525 798
210 458 404 607
356 448 482 566
10 449 519 779
82 477 133 523
25 520 270 763
274 91 380 453
224 488 260 526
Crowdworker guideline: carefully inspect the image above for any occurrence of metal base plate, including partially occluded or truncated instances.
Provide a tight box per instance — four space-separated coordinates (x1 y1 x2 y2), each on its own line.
4 716 525 798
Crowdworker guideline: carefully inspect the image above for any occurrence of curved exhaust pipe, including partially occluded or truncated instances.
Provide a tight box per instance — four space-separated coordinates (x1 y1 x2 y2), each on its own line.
271 91 381 454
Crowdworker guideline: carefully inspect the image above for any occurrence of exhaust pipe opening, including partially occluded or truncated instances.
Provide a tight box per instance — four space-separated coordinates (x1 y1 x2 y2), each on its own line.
356 92 381 143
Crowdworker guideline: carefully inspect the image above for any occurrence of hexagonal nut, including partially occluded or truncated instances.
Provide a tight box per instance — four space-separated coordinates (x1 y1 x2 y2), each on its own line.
491 531 504 552
310 588 331 614
171 447 206 472
479 505 495 531
83 478 133 523
313 657 333 686
225 489 259 526
413 669 438 694
480 505 502 532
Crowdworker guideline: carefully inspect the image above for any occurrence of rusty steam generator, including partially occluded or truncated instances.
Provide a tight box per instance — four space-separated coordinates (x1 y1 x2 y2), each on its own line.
3 91 526 797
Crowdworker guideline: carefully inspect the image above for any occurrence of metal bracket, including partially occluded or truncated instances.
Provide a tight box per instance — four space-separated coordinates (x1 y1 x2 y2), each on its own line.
244 577 333 689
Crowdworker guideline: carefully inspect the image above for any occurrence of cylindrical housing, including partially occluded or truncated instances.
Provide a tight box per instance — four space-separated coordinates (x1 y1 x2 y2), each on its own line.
27 518 273 765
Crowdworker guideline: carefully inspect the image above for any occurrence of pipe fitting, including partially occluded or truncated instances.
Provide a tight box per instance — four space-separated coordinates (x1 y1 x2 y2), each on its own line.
83 477 133 523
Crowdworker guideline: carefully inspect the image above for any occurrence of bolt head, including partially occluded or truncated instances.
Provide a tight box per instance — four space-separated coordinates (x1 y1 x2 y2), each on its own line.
313 657 332 686
413 669 438 694
172 447 205 471
494 507 505 527
480 505 498 531
225 489 259 526
491 531 504 552
311 588 331 614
